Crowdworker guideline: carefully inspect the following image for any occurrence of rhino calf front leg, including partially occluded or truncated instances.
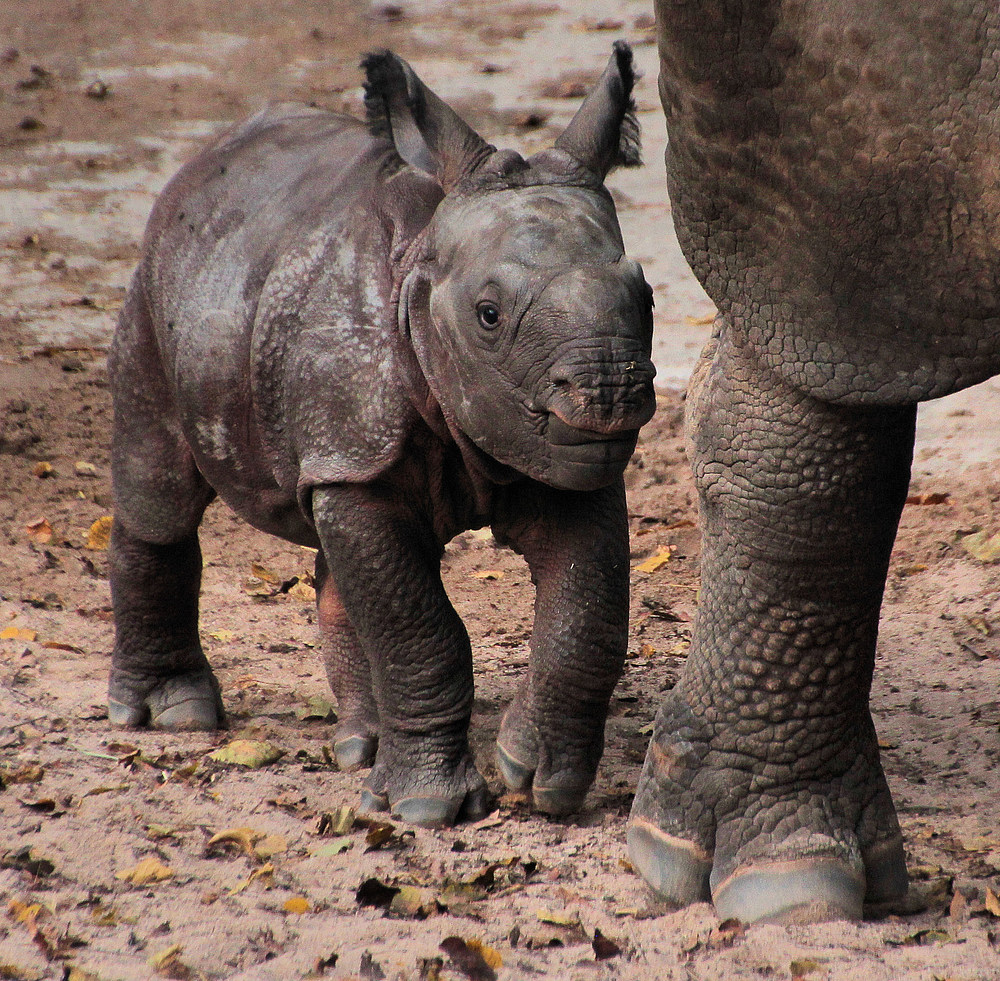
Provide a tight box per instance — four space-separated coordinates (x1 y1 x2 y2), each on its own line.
108 523 224 730
494 480 629 815
312 484 489 828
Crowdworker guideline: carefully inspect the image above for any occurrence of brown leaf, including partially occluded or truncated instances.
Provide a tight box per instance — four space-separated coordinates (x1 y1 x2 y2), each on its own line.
317 806 356 836
790 959 822 979
283 896 310 914
985 887 1000 917
592 928 621 960
207 826 263 857
439 936 498 981
25 517 53 544
356 877 400 909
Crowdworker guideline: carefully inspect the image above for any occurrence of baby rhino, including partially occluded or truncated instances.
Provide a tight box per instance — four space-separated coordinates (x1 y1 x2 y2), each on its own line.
108 43 656 827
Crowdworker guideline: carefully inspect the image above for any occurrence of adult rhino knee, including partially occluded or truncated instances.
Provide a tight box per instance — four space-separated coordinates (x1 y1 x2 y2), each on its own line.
108 44 655 828
630 0 1000 923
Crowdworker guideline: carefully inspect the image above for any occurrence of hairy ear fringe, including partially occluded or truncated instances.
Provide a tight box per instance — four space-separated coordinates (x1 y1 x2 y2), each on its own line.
611 40 642 170
361 49 405 142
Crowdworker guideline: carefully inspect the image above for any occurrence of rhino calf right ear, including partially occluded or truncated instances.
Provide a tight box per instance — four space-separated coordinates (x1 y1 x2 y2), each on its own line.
555 40 642 179
362 49 495 190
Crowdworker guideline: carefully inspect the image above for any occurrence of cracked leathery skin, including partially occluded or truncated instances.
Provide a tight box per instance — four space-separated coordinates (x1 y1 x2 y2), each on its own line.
631 0 1000 923
107 47 655 828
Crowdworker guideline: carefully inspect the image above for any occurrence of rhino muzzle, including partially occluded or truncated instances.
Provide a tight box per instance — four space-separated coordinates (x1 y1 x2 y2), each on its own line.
545 354 657 435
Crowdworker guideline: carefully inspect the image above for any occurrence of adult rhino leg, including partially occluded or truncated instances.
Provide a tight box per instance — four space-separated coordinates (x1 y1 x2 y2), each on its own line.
312 484 488 828
493 480 629 815
315 550 379 770
629 324 912 923
108 286 220 730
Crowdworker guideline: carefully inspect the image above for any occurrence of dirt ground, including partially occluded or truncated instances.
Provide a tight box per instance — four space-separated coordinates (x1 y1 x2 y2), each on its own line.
2 2 1000 980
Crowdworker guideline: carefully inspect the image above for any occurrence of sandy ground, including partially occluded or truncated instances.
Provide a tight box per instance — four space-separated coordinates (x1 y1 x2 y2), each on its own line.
2 2 1000 979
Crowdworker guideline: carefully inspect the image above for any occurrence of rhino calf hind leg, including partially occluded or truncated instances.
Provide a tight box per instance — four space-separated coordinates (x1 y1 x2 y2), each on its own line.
494 482 630 815
629 326 912 923
108 525 223 730
312 485 489 828
108 287 221 731
315 552 379 770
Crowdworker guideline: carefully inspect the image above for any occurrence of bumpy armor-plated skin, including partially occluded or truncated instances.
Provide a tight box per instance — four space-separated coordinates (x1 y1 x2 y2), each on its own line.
629 2 1000 922
108 45 656 828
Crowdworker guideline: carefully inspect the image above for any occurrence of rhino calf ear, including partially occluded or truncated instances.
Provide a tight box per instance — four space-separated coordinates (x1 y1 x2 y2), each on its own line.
555 41 642 179
362 50 494 190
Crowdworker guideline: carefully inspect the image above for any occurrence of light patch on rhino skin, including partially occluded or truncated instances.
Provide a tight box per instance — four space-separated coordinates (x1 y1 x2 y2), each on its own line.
196 416 236 463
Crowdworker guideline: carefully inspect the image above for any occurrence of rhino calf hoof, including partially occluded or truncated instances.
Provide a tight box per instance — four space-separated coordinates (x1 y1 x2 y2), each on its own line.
108 670 224 731
333 732 379 772
495 743 589 816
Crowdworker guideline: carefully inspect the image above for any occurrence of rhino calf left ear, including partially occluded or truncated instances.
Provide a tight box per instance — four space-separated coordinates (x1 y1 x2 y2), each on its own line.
555 40 642 179
362 49 495 190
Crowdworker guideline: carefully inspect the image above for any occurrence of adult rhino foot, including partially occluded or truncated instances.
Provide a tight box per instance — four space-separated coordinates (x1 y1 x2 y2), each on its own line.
495 697 599 816
108 663 224 731
627 694 908 924
358 736 490 828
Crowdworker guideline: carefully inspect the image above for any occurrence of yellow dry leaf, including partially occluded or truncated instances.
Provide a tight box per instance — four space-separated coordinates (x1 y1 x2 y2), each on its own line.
466 938 503 969
636 547 672 573
254 834 287 860
283 896 310 914
986 887 1000 917
250 562 280 583
9 900 42 924
25 517 53 544
209 739 283 768
86 515 113 551
208 826 263 855
209 629 236 642
228 862 275 896
473 569 505 581
148 943 185 973
961 530 1000 563
116 855 174 885
32 461 53 478
536 908 580 928
1 627 37 642
287 580 317 602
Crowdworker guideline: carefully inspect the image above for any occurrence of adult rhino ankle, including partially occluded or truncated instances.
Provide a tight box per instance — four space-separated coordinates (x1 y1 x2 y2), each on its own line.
107 44 655 829
629 0 1000 924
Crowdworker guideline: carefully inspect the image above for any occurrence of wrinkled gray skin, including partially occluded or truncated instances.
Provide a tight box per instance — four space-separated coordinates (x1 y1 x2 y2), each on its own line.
108 43 656 829
629 1 1000 923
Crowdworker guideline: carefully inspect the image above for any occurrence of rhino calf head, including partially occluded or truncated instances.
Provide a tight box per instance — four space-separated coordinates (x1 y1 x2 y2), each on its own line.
371 42 656 491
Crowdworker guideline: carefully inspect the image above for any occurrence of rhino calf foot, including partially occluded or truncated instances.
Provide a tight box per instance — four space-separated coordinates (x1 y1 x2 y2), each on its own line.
627 693 908 924
332 719 379 771
358 738 489 828
108 665 224 731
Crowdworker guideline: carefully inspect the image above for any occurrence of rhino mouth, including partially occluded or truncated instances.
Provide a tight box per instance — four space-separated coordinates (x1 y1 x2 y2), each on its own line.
545 413 638 468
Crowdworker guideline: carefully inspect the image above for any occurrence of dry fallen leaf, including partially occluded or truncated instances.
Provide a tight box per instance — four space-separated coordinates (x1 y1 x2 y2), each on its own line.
287 579 317 602
32 461 53 478
0 626 37 642
536 908 581 928
209 739 284 768
251 562 281 583
116 855 174 885
311 837 353 857
318 805 356 836
86 515 113 550
254 834 288 860
985 887 1000 917
284 895 310 914
25 517 53 544
439 936 498 981
228 862 274 896
209 628 236 642
472 570 505 581
207 826 264 856
148 943 187 976
960 529 1000 563
636 547 672 573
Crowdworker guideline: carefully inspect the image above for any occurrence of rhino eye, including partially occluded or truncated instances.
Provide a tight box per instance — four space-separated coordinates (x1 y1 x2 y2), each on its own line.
476 301 501 329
